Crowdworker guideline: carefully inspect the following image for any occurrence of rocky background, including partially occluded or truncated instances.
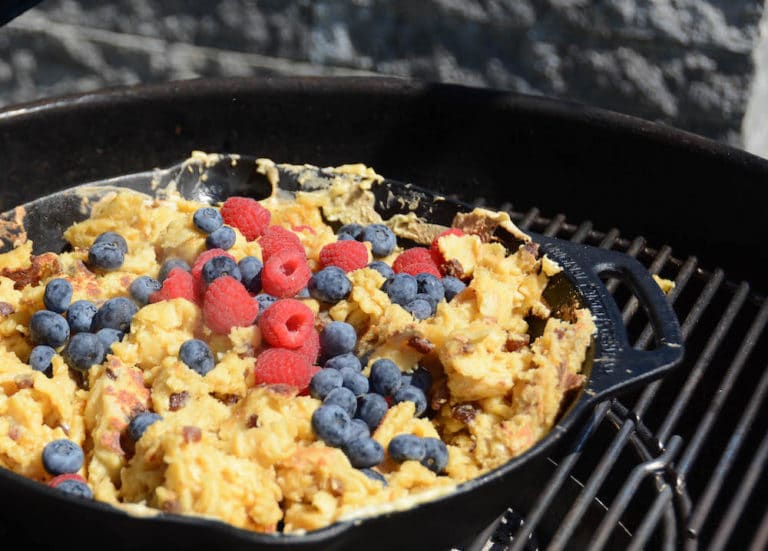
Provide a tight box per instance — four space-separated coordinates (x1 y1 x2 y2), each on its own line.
2 0 768 156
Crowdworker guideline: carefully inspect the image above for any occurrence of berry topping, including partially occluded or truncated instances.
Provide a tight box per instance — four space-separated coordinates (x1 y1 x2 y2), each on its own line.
320 321 357 359
368 261 394 280
258 225 304 262
382 273 417 306
158 258 191 282
319 240 369 272
91 297 138 333
238 256 263 294
93 231 128 254
191 248 235 283
29 345 55 375
258 298 315 349
202 255 242 286
220 196 271 241
42 439 84 475
255 293 278 317
179 339 215 376
129 275 162 306
337 223 364 241
404 297 434 320
30 310 69 348
308 266 352 303
340 367 369 396
149 267 196 304
192 207 224 234
96 328 123 355
369 359 402 396
355 393 389 431
409 366 433 393
203 276 258 334
361 224 397 258
324 352 362 372
416 273 445 304
128 412 162 441
430 228 465 264
420 437 449 474
261 250 312 299
295 328 321 364
342 437 384 468
323 387 357 417
49 476 93 499
361 468 388 485
392 247 433 273
43 278 72 314
442 276 466 301
88 242 124 271
309 368 344 400
205 225 236 250
66 300 97 334
254 347 319 392
388 434 427 463
349 418 371 441
63 332 106 372
392 385 428 416
311 404 352 448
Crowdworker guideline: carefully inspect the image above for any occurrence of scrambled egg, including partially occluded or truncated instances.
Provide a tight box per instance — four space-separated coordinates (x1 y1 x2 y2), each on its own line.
0 157 596 533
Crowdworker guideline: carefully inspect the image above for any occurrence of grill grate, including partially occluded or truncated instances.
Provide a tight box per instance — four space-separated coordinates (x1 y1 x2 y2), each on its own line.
471 204 768 550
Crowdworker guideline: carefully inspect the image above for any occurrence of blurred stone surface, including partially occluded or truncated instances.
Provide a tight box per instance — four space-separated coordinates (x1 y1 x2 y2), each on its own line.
1 0 766 153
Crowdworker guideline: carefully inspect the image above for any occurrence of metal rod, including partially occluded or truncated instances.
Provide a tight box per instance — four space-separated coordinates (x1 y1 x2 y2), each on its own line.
543 213 567 237
518 208 539 230
748 505 768 551
628 485 675 551
570 221 593 244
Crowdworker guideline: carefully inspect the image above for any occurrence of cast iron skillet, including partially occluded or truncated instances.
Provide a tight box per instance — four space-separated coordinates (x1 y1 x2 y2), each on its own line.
0 154 683 551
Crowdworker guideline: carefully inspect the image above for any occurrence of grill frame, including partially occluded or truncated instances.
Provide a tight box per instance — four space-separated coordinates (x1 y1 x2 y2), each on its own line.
1 76 767 550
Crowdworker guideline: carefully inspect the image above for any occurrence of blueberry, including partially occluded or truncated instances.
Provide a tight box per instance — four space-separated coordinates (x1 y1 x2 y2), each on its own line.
66 300 98 334
324 387 358 417
29 345 56 375
30 310 70 348
369 358 402 396
193 207 223 234
382 273 417 306
311 404 352 448
128 412 162 442
416 273 445 304
340 367 369 396
179 339 215 376
320 321 357 359
54 479 93 499
159 258 191 282
323 353 362 372
410 366 433 393
368 261 394 280
342 437 384 468
420 437 449 474
356 393 389 431
43 278 72 314
96 328 123 355
388 434 426 462
129 275 161 306
206 225 236 250
296 286 311 298
42 439 84 475
88 242 124 271
361 224 396 257
442 276 466 301
404 298 433 320
202 256 241 285
337 223 363 240
400 374 412 387
91 297 138 333
63 332 105 372
309 368 343 400
93 231 128 254
239 256 263 294
308 266 351 303
255 293 278 319
392 385 428 416
360 468 388 485
349 418 371 441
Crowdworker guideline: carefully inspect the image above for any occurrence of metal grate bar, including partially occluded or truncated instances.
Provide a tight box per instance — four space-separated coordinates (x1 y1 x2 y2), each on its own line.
709 424 768 551
656 279 748 443
543 213 567 237
748 505 768 551
677 294 768 480
518 208 540 230
628 485 675 551
606 237 645 294
570 221 593 244
588 436 684 550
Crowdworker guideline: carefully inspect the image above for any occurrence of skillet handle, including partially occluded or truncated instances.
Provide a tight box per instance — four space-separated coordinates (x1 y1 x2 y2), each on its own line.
533 234 684 400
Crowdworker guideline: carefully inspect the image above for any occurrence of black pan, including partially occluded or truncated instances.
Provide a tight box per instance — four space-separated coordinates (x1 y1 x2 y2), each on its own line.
0 153 683 550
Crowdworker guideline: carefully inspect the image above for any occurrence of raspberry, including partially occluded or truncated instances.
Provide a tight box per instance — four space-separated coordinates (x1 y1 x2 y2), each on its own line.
48 473 87 488
220 196 271 241
319 240 369 272
430 228 465 264
261 250 312 298
392 247 441 278
203 276 259 334
296 328 321 364
254 347 320 392
258 299 315 349
258 225 304 262
149 267 196 304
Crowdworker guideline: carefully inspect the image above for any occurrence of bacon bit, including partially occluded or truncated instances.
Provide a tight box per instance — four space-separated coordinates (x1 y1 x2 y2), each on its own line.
451 403 477 424
120 275 132 288
169 391 190 411
562 372 586 393
8 425 20 441
328 477 344 496
15 376 33 390
100 431 124 455
116 389 145 412
408 335 434 354
105 367 118 380
0 302 14 315
267 384 298 397
211 392 240 405
0 253 60 290
505 334 530 352
554 327 567 340
440 258 466 280
429 377 449 411
292 225 316 235
523 241 540 258
182 426 202 443
246 414 260 429
161 499 182 514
